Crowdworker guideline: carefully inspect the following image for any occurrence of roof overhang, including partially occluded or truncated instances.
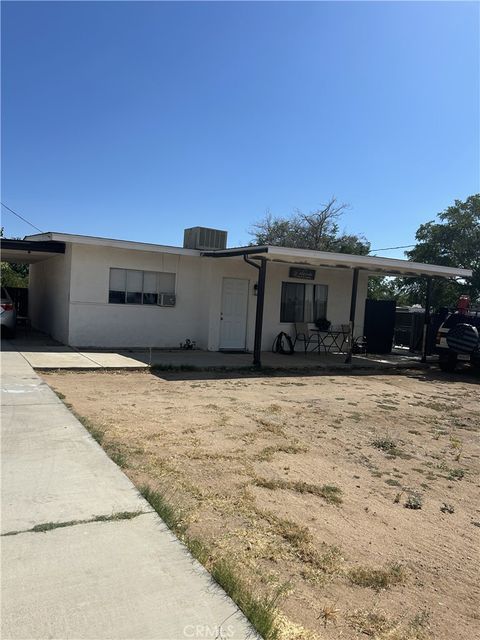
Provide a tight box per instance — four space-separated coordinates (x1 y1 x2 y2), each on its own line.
0 238 66 264
24 232 200 257
202 245 472 279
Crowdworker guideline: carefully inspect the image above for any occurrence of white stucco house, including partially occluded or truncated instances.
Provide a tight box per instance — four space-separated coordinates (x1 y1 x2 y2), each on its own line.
1 227 471 363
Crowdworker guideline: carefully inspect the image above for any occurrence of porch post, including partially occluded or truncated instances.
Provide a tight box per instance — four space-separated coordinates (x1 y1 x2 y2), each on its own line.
345 268 359 364
243 255 267 367
421 276 433 363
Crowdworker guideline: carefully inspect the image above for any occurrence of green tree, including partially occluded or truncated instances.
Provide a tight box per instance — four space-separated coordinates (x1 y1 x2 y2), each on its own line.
0 228 29 288
399 194 480 307
249 197 370 255
367 276 410 305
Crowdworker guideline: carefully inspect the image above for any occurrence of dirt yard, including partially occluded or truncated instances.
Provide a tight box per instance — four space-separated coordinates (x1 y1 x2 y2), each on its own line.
42 368 480 640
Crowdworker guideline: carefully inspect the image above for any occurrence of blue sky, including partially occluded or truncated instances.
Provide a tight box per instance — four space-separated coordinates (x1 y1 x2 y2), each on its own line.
2 1 479 257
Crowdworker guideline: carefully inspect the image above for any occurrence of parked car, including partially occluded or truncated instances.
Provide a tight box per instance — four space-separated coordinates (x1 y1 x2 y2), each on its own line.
0 287 16 338
435 297 480 372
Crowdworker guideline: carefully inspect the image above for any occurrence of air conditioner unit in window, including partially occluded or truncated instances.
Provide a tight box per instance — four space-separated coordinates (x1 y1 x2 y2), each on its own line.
160 294 176 307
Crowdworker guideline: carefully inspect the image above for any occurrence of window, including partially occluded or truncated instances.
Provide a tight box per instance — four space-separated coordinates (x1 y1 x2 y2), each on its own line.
280 282 328 323
143 272 158 305
108 269 176 306
109 269 127 304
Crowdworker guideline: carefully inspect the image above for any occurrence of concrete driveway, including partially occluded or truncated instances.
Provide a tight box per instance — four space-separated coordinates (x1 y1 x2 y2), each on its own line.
1 347 255 639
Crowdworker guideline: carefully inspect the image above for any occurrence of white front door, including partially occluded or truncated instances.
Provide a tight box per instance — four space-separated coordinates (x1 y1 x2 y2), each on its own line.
219 278 249 350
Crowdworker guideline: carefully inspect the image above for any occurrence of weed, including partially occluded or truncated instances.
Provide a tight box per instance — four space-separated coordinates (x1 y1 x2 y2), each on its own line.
372 437 400 455
422 401 453 413
140 486 282 640
76 414 105 444
257 443 307 462
2 511 143 537
348 563 406 591
318 603 340 628
348 608 430 639
448 468 465 481
440 503 455 514
276 517 312 548
253 478 342 505
348 609 393 636
109 449 128 468
405 494 423 510
385 478 401 487
140 486 182 531
267 404 282 413
258 509 344 575
449 435 463 461
210 559 281 640
257 419 286 437
93 511 142 522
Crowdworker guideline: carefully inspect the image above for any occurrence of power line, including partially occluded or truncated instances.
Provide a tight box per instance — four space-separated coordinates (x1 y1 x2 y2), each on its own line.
1 202 44 233
369 243 415 253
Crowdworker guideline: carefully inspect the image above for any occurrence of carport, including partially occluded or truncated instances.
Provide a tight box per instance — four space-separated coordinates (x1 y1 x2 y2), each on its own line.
1 238 66 331
1 238 66 264
202 245 473 367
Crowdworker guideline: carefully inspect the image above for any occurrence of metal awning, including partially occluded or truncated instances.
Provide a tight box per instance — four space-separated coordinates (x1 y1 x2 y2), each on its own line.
202 244 473 367
202 245 472 279
0 239 66 264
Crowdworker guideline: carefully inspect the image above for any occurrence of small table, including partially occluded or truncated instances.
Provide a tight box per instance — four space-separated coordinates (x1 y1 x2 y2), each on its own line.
312 329 350 353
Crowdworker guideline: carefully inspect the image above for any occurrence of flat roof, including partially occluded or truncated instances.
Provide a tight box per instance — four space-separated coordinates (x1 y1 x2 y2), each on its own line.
23 232 472 279
24 232 200 257
0 238 66 264
202 245 473 279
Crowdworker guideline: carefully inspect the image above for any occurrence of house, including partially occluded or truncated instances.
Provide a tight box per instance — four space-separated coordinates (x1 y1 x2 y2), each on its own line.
1 227 472 364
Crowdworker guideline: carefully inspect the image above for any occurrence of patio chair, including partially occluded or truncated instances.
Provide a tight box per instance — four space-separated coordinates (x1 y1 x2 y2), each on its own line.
293 323 321 354
353 335 368 355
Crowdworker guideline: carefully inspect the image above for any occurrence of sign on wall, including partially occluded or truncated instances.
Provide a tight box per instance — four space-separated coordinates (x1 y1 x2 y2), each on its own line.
289 267 316 280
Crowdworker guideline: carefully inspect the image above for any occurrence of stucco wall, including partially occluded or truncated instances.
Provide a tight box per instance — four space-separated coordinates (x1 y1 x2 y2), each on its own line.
28 247 72 343
202 257 368 351
63 243 369 350
201 257 257 351
261 263 368 350
67 244 204 348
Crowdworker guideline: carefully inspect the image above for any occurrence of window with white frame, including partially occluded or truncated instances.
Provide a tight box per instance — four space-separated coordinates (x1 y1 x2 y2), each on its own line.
108 268 176 306
280 282 328 323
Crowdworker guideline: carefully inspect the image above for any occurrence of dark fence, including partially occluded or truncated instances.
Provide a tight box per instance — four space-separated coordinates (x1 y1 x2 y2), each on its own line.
5 287 28 317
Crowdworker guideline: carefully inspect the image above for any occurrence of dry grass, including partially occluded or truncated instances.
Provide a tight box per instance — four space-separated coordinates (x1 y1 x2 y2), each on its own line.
43 369 480 640
348 608 431 639
140 485 282 639
348 563 406 591
254 478 343 505
257 443 308 461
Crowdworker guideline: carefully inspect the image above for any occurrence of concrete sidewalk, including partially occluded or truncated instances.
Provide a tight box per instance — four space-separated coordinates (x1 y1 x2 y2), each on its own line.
1 349 255 639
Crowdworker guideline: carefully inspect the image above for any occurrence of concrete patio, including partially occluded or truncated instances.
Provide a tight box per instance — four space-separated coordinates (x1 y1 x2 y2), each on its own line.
3 330 431 371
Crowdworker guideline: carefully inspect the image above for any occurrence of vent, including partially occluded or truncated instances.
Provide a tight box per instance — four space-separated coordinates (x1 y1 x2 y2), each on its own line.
183 227 227 251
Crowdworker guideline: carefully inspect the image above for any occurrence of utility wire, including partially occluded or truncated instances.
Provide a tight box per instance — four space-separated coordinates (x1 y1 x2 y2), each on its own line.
1 202 44 234
368 243 415 253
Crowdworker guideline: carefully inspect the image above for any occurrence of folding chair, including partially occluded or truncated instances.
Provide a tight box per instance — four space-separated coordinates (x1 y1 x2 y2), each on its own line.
294 323 321 354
